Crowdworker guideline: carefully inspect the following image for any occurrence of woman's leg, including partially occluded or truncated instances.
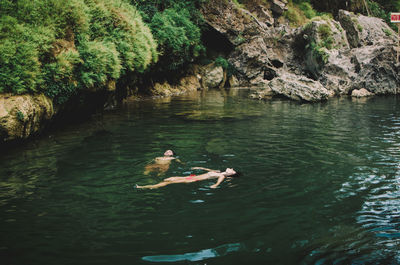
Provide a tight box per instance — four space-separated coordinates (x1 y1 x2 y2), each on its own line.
136 181 172 189
136 176 191 189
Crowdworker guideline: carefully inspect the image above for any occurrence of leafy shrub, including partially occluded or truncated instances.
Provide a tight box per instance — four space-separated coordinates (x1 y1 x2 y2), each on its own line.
317 24 334 49
307 41 329 64
0 0 157 104
214 57 229 69
83 0 157 74
42 49 81 104
284 2 309 27
150 7 204 71
299 2 317 19
77 40 121 88
0 16 43 94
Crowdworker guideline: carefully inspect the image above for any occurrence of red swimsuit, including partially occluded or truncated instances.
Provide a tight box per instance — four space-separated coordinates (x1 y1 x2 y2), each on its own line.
186 174 197 181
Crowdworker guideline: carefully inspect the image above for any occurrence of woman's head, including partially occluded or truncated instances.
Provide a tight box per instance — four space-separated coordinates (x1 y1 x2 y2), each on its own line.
224 168 241 177
164 150 175 156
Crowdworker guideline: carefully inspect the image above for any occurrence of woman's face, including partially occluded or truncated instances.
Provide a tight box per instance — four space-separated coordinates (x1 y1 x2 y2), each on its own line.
225 168 236 175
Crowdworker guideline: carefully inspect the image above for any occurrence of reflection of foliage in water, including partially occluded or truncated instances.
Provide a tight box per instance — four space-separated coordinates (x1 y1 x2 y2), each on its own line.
173 89 264 121
176 109 262 121
206 138 230 155
175 103 264 121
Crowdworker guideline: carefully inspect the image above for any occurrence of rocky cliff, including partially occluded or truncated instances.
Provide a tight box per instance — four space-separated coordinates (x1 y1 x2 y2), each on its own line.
200 0 400 102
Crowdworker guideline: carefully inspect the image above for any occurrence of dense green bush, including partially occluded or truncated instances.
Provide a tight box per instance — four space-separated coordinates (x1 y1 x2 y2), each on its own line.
299 2 317 19
133 0 205 72
0 0 157 103
284 1 316 27
150 7 204 71
0 13 53 94
42 49 81 104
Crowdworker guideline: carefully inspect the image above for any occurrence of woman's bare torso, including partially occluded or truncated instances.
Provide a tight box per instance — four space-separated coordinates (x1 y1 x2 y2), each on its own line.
164 172 220 183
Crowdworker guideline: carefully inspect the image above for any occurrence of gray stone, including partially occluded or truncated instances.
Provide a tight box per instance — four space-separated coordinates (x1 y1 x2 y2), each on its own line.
270 0 288 16
269 72 330 102
203 65 224 88
351 88 373 97
0 94 55 141
338 10 396 48
228 75 239 87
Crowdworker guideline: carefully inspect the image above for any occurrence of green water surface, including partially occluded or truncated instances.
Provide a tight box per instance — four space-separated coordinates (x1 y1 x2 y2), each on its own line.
1 89 400 264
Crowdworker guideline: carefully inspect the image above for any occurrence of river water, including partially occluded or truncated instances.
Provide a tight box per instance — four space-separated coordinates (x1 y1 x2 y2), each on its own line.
1 89 400 264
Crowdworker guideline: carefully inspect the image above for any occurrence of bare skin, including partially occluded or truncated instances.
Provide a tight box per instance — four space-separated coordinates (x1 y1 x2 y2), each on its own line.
144 150 182 176
136 167 237 189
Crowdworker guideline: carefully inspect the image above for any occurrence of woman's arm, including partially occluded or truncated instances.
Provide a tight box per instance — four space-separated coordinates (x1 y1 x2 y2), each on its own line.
191 167 220 172
210 175 225 189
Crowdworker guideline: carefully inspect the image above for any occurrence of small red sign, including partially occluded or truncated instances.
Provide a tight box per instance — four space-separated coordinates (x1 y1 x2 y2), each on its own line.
391 13 400 23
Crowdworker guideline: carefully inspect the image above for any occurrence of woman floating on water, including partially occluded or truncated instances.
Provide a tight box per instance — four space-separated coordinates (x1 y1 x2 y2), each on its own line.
144 150 182 176
136 167 239 189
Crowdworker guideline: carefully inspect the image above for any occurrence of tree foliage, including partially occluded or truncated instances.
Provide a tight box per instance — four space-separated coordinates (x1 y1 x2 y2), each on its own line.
132 0 205 72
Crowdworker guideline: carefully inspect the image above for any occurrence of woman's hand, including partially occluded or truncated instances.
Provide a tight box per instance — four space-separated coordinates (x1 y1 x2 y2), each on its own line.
210 184 218 189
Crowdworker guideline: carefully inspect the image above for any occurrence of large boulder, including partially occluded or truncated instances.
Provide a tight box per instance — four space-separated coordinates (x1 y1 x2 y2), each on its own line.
351 88 373 97
0 94 55 142
269 72 330 102
229 36 270 84
201 0 279 86
296 11 399 96
270 0 288 16
318 52 355 95
201 64 224 88
301 18 350 78
338 10 396 48
200 0 264 46
151 75 201 97
350 45 399 94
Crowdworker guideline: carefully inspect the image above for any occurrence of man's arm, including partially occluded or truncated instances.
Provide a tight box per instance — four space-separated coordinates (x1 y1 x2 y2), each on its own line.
191 167 220 172
210 175 225 189
174 158 185 164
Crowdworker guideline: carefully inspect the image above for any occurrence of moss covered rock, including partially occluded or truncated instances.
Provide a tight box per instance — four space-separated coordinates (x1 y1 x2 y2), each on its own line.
0 94 55 142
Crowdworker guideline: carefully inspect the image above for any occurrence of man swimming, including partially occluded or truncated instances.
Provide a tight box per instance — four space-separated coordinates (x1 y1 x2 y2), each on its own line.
144 150 181 176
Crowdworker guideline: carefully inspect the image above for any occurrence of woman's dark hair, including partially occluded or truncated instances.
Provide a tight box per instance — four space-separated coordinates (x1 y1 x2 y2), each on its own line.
171 150 176 156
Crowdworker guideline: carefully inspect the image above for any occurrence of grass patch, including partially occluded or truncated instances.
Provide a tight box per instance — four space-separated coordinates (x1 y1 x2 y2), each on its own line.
383 28 392 36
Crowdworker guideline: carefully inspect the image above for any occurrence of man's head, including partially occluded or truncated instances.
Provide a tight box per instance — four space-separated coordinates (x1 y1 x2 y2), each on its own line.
164 150 175 156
